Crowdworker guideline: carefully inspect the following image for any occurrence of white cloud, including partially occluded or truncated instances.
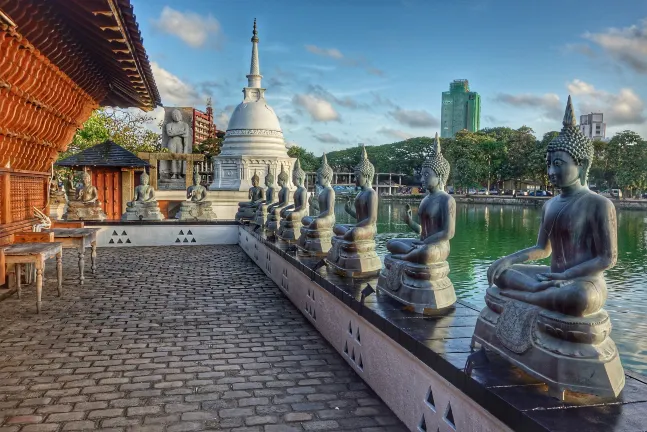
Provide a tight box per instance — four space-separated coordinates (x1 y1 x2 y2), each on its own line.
494 93 562 121
305 45 344 59
377 128 413 141
152 7 222 49
151 62 206 107
566 79 646 126
313 133 347 144
388 108 439 128
583 19 647 74
292 94 340 122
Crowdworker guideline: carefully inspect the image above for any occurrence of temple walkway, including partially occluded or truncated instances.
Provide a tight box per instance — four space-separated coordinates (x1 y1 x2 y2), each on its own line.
0 245 406 432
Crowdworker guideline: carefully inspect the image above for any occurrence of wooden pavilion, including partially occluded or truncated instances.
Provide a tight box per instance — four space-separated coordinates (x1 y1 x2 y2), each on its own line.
0 0 161 281
56 141 150 220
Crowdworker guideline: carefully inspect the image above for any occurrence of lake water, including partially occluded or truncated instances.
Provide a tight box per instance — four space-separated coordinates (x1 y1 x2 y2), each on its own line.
333 200 647 373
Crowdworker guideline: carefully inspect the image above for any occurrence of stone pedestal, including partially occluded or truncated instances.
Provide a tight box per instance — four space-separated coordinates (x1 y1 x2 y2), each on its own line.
277 215 304 244
377 254 456 312
265 208 283 236
177 201 217 221
297 226 334 257
49 202 67 221
65 201 107 221
122 201 165 221
236 205 258 224
325 236 381 278
472 285 625 399
253 202 271 227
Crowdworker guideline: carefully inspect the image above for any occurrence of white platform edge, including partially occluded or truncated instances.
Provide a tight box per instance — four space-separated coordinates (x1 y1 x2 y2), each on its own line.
94 225 239 247
238 227 513 432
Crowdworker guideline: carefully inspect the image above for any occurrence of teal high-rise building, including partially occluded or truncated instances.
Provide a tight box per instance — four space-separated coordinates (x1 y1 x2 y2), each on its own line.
440 80 481 138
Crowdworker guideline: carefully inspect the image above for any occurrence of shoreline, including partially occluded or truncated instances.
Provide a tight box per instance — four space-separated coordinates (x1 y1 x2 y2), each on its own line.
379 194 647 210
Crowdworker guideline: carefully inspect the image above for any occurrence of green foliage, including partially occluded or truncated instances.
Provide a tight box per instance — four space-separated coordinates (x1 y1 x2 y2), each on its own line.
194 136 223 158
287 146 320 172
60 108 164 160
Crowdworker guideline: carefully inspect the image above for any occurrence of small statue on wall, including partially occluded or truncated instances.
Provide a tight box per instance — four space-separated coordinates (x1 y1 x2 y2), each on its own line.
122 171 165 221
277 159 308 243
165 109 191 179
177 172 217 221
64 171 107 221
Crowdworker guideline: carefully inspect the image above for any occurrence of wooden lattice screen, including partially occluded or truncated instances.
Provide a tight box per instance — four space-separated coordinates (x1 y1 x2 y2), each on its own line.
9 175 47 223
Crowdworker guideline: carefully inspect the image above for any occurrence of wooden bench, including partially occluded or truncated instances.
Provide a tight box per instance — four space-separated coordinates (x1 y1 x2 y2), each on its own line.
3 233 63 313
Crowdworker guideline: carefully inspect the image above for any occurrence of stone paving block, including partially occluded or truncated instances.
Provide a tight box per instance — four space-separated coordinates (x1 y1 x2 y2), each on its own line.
0 246 405 431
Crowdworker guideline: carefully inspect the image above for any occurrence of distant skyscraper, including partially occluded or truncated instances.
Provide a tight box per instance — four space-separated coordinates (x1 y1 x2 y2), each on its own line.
441 80 481 138
579 113 606 140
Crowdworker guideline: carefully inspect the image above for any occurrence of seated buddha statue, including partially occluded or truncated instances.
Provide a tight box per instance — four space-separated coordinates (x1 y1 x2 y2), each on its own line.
298 153 336 256
236 171 264 223
178 172 217 221
472 96 624 399
122 172 164 221
265 164 291 236
65 172 107 221
277 160 308 243
326 146 380 277
253 166 277 227
377 133 456 312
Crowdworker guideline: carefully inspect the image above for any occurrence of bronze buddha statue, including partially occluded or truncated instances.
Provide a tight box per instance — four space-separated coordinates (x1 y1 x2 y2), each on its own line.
265 164 291 236
277 159 308 243
253 165 276 227
236 170 264 223
297 153 336 256
377 133 457 312
472 96 624 399
326 146 380 277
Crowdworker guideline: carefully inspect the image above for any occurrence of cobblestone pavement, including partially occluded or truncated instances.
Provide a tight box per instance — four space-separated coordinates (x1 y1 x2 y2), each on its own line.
0 245 407 432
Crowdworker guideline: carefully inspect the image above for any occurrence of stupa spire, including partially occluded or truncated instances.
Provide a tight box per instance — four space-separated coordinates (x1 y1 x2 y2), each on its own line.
247 18 262 88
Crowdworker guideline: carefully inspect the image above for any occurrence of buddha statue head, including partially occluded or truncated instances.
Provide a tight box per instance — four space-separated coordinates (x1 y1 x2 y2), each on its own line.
277 164 289 188
292 159 306 187
422 132 450 190
140 171 150 186
354 145 375 188
251 170 260 187
81 171 91 186
317 153 334 187
193 171 201 186
171 109 183 123
265 165 274 187
547 96 594 188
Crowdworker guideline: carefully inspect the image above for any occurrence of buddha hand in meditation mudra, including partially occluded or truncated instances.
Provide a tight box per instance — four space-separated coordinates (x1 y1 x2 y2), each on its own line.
277 160 309 243
472 96 624 399
178 172 217 221
253 166 276 228
377 133 456 312
265 164 291 236
122 172 164 221
326 146 380 277
297 153 336 256
65 172 107 221
235 171 264 223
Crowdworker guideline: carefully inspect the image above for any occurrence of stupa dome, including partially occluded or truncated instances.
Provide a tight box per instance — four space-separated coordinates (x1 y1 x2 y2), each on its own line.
227 99 282 133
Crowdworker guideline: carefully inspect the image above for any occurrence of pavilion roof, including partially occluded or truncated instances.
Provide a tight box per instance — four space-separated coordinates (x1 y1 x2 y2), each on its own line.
56 141 149 168
0 0 161 110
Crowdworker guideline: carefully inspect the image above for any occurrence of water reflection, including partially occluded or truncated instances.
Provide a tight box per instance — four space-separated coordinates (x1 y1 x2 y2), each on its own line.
334 200 647 372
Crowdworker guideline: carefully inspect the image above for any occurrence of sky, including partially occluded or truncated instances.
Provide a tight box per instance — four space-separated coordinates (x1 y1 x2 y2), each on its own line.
131 0 647 154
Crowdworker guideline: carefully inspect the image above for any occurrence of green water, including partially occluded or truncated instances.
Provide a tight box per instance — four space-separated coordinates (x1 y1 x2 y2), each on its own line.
334 200 647 373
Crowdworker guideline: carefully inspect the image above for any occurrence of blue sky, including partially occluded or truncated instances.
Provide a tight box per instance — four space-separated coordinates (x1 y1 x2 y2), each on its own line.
132 0 647 154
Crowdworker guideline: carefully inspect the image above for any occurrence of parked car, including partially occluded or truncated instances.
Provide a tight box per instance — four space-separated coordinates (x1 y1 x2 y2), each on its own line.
517 190 529 196
489 189 499 195
477 188 488 195
611 189 623 199
467 188 477 195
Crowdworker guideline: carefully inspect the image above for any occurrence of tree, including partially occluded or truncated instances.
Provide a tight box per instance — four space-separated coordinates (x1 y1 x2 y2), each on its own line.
60 108 163 160
194 136 223 158
288 146 320 172
609 131 647 197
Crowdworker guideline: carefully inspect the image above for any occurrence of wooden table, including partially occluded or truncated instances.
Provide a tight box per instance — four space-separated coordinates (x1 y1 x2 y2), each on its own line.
4 242 63 313
43 228 100 285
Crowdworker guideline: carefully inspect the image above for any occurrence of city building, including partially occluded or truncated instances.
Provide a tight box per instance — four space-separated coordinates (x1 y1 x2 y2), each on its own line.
441 80 481 138
579 112 606 140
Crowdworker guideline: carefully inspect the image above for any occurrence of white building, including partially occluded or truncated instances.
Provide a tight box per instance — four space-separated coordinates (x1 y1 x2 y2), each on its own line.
579 113 606 140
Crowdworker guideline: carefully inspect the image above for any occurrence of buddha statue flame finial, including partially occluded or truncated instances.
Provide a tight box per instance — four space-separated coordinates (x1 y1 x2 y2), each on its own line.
318 152 334 181
265 164 274 185
547 95 594 184
423 132 450 186
354 145 375 180
251 170 260 185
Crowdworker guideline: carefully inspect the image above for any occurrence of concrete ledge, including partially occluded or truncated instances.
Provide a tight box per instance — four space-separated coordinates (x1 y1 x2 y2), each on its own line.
87 223 239 247
239 225 647 432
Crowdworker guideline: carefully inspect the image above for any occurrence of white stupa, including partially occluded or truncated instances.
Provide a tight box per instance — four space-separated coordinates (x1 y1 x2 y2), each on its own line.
209 19 295 192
